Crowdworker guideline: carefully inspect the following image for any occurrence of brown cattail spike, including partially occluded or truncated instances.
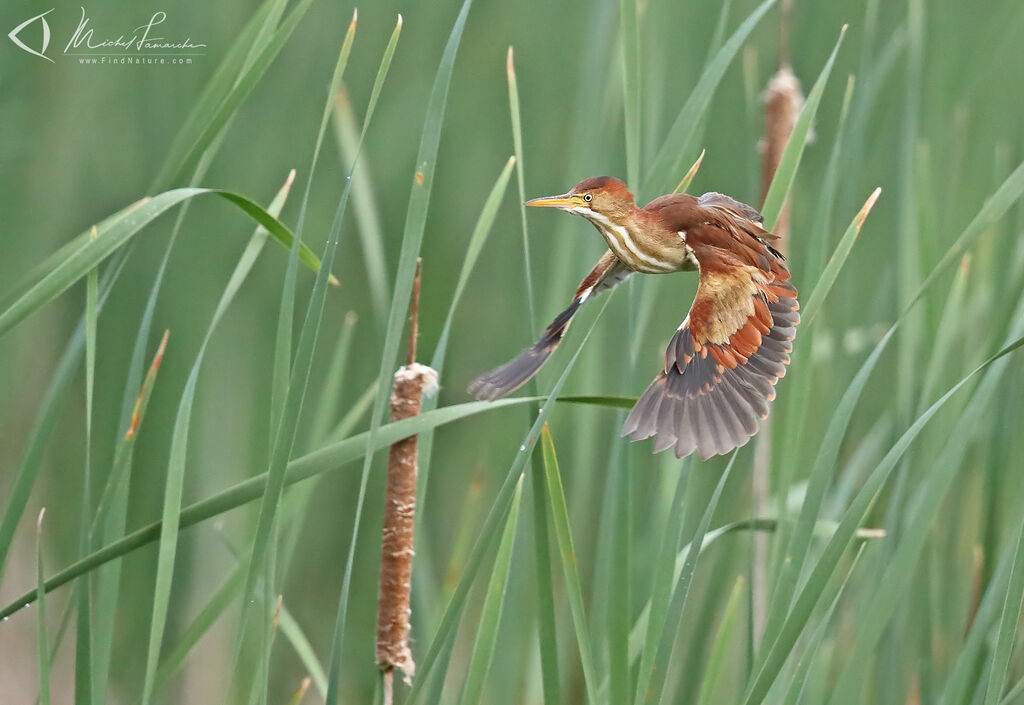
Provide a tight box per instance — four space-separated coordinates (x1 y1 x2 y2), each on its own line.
377 258 437 687
759 66 804 252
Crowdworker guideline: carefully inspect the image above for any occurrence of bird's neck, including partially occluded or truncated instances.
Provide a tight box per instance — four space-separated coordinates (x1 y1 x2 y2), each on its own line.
582 207 676 273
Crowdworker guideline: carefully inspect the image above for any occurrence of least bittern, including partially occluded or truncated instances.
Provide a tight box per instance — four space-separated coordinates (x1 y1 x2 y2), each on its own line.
468 176 799 459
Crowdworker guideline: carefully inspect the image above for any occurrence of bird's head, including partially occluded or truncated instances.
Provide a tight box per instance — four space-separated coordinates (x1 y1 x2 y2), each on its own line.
526 176 636 219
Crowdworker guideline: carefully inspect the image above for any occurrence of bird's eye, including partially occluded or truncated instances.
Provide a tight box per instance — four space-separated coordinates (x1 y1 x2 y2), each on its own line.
583 193 593 202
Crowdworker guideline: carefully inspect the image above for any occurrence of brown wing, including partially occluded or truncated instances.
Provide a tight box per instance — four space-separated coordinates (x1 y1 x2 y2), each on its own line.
469 250 631 401
622 226 798 459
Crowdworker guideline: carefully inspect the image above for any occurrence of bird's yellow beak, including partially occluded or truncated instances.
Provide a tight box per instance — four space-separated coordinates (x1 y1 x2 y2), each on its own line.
525 193 582 210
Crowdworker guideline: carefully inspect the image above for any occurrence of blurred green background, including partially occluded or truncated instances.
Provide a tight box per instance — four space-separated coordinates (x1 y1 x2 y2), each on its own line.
2 0 1024 703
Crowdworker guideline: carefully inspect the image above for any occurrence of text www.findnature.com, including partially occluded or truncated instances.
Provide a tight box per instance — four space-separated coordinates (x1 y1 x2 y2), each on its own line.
76 57 194 65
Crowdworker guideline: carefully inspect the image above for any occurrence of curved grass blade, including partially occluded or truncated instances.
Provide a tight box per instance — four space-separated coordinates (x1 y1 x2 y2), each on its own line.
278 606 329 699
457 478 524 705
0 393 635 621
641 0 775 198
760 25 848 230
0 187 330 340
541 425 600 705
138 173 296 705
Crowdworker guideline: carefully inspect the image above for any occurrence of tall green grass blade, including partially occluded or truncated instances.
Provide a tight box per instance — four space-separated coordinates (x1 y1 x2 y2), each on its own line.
759 156 1024 664
644 452 737 705
91 326 171 705
529 449 562 705
641 0 775 198
540 425 600 705
696 577 745 705
150 0 313 187
280 19 402 703
506 47 536 337
0 187 329 340
359 0 472 530
803 75 856 280
331 88 390 326
75 229 99 705
90 10 294 691
826 295 1024 703
983 517 1024 705
908 159 1024 314
801 187 882 325
272 10 358 440
760 25 847 230
137 173 295 705
608 438 633 705
458 478 524 705
36 509 51 705
744 332 1024 705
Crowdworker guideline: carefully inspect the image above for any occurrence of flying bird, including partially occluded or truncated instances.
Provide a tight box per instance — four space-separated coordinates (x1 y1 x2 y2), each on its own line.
468 176 799 459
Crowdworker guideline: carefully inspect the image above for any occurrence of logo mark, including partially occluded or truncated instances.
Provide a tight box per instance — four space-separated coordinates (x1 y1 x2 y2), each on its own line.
8 9 55 62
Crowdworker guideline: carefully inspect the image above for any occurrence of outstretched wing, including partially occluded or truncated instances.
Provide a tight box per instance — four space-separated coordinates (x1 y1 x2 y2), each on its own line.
622 231 798 459
469 250 631 400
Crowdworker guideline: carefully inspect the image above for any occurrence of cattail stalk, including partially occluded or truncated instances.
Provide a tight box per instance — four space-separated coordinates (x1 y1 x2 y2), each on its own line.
377 259 437 698
753 2 804 644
